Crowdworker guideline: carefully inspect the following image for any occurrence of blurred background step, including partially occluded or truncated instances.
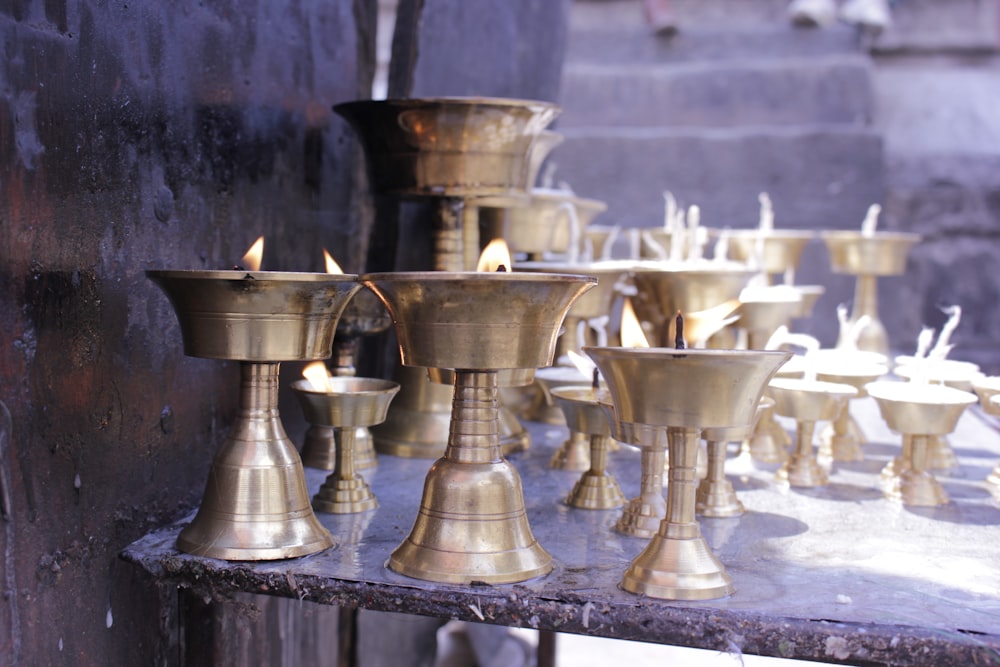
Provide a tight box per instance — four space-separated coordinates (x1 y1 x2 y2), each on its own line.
559 55 873 128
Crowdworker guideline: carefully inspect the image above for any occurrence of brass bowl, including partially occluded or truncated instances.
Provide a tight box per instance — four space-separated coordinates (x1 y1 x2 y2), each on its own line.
495 189 608 257
820 231 921 276
866 381 977 436
334 97 560 199
717 230 815 275
585 347 792 431
291 377 400 429
146 270 361 361
362 272 596 370
768 378 858 422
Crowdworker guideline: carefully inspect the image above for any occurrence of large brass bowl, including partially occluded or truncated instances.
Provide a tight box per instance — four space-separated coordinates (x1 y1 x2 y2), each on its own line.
146 270 361 361
334 97 560 199
585 347 792 432
361 272 595 370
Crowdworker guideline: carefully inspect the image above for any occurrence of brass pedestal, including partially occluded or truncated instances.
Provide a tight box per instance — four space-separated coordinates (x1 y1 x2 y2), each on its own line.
147 269 361 560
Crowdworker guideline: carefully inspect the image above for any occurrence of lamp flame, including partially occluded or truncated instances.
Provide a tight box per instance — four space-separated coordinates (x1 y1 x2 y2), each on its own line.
620 298 650 348
323 249 344 274
476 239 512 272
302 361 332 392
241 236 264 272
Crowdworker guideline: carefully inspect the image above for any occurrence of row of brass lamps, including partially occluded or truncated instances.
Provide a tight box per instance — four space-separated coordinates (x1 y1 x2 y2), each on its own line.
148 94 989 606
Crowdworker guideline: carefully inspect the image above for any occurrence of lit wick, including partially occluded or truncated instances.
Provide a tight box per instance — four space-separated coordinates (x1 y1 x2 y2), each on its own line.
495 265 508 273
674 311 687 350
592 367 600 391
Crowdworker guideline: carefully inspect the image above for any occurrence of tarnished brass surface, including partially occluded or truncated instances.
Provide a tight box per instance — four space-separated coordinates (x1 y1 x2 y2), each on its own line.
146 270 361 361
487 189 608 258
821 231 920 276
334 97 559 199
362 272 596 370
176 363 333 560
550 386 625 510
720 230 814 277
292 378 400 514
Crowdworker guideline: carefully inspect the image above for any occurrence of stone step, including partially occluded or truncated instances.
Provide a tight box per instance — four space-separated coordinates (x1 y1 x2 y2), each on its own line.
558 55 873 128
567 24 862 64
571 0 798 33
546 125 884 232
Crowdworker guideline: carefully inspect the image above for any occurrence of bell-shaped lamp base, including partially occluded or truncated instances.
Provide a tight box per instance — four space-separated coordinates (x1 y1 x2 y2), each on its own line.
178 367 333 560
388 458 552 584
695 479 745 518
621 522 734 600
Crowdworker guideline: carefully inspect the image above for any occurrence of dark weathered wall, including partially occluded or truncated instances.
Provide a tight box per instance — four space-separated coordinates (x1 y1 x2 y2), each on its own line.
0 1 373 663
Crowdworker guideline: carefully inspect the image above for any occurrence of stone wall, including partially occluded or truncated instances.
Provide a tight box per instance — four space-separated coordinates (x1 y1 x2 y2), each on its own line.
0 1 374 663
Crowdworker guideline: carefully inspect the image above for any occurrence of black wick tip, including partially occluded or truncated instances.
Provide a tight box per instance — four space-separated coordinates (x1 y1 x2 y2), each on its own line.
674 310 687 350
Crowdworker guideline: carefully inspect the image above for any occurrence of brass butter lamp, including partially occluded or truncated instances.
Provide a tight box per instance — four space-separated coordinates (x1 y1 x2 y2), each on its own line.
147 267 361 560
550 385 626 510
363 270 595 584
814 356 889 462
820 205 920 356
301 286 392 472
769 377 858 487
867 381 977 506
586 339 790 600
336 97 560 460
292 374 399 514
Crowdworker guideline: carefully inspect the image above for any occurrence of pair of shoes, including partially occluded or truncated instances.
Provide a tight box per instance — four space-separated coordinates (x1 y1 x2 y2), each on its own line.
839 0 891 31
644 0 678 36
788 0 890 31
788 0 837 27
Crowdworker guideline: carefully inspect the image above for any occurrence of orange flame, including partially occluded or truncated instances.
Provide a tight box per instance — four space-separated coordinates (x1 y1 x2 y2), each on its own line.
323 249 344 274
476 238 512 272
241 236 264 271
302 361 332 392
620 298 650 348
